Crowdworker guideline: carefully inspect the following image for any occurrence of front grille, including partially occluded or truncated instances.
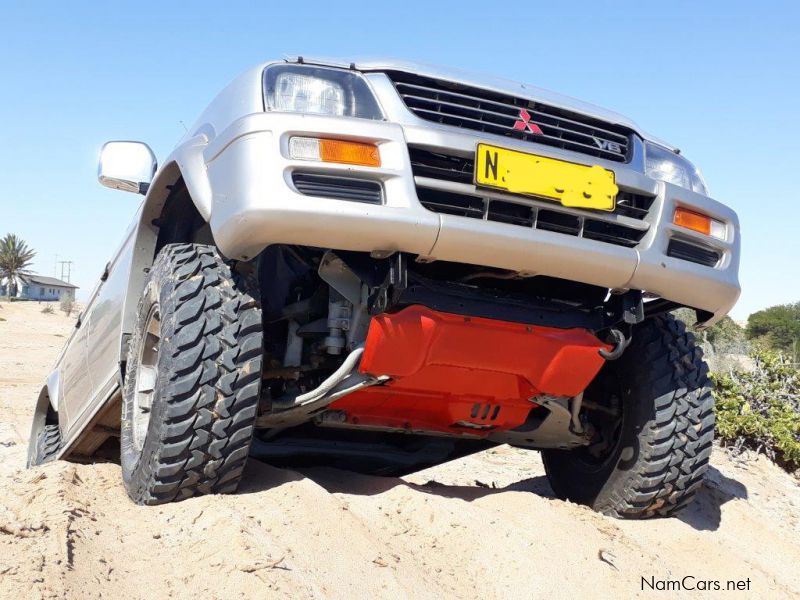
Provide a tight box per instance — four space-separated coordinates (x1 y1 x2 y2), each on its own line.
388 72 632 163
292 173 383 204
409 148 653 221
409 147 655 248
416 188 645 248
667 239 720 267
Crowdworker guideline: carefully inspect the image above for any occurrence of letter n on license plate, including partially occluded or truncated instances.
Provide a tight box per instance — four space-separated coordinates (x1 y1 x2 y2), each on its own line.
474 143 618 211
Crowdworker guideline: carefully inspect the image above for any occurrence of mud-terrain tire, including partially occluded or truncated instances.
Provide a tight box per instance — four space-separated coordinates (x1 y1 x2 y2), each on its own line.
542 313 714 519
29 423 61 466
121 243 262 505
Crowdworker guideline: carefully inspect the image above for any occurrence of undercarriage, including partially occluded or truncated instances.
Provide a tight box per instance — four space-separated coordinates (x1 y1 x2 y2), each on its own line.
251 244 659 465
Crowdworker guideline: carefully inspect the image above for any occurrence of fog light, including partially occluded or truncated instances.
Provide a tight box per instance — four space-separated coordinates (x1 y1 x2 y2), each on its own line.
289 136 380 167
673 207 725 240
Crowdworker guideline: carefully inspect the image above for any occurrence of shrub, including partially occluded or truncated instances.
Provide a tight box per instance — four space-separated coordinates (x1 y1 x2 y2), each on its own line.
746 302 800 359
41 305 54 314
713 349 800 471
60 297 74 316
706 316 749 354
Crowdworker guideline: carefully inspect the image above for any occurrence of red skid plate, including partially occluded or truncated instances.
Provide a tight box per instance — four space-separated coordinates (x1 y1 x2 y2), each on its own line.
329 306 609 437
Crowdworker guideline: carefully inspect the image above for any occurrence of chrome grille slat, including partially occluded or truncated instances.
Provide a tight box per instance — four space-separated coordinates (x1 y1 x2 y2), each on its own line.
409 107 625 161
389 72 632 162
402 94 629 150
396 83 629 143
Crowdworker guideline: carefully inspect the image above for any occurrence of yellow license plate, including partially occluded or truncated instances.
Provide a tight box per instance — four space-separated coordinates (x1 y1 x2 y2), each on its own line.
474 143 618 211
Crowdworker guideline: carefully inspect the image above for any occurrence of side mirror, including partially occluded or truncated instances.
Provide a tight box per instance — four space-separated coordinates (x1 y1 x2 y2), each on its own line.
98 141 157 195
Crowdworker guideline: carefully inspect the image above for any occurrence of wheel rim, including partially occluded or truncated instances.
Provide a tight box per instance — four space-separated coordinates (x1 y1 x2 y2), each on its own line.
133 304 160 453
575 370 625 472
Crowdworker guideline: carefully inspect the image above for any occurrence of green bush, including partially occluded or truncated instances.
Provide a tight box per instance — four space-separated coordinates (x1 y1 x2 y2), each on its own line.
713 349 800 471
746 301 800 358
705 316 748 354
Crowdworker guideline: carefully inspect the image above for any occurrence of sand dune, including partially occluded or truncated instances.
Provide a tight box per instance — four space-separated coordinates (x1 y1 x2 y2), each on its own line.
1 301 798 599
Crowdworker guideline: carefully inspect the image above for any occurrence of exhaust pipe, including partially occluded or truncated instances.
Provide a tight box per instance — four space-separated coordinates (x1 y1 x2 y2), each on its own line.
260 345 387 428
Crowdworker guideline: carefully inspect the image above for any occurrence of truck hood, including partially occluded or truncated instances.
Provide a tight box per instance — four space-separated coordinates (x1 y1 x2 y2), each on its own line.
285 56 675 150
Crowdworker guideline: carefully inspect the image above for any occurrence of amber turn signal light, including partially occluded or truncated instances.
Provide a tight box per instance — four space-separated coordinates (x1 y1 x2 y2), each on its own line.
320 139 380 167
673 207 726 240
289 136 381 167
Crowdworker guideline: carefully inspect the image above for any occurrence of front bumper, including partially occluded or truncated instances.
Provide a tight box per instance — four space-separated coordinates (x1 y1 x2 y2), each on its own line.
204 112 740 325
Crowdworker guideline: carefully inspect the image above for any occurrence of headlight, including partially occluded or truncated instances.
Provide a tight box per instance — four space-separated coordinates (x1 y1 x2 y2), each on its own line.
262 64 383 120
644 141 708 195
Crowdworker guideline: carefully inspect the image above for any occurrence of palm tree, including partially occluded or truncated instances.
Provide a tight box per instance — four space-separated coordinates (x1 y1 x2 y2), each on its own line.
0 234 36 298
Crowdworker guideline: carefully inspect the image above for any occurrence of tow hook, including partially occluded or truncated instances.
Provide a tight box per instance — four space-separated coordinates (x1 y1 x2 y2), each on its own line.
598 328 630 361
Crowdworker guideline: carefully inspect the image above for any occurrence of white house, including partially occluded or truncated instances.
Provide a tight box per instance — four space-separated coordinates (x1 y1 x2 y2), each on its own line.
0 274 78 301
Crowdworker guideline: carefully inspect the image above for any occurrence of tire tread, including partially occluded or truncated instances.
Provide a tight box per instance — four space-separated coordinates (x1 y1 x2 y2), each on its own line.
122 243 262 505
599 315 714 518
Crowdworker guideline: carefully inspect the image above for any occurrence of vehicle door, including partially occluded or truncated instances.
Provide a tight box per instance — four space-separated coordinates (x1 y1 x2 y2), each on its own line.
57 313 93 430
85 219 138 407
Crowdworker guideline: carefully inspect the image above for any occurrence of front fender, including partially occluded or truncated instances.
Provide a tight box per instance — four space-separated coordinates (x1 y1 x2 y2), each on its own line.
169 135 213 221
46 369 60 413
119 136 213 340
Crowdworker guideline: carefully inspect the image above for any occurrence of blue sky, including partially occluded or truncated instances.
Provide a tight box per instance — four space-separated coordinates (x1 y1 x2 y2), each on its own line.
1 1 798 319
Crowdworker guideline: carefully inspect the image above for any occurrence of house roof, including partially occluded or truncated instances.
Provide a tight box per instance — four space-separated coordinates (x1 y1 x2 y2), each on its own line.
21 274 79 289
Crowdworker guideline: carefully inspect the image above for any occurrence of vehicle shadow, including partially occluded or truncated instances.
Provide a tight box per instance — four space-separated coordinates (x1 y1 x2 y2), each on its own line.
237 458 310 492
309 465 557 501
241 456 556 502
241 459 748 532
676 465 748 532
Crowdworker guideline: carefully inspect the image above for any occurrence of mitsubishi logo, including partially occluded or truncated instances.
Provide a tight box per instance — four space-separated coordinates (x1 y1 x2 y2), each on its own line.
512 109 543 135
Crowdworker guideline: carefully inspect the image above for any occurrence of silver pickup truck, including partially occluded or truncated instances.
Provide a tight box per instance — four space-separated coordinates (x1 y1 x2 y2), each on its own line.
28 57 740 518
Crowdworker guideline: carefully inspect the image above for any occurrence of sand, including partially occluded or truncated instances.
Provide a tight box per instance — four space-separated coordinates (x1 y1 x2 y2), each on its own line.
1 301 798 599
